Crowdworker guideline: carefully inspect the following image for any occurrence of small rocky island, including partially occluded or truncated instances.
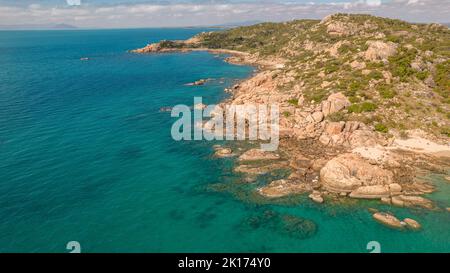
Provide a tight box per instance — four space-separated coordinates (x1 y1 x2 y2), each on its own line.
133 14 450 230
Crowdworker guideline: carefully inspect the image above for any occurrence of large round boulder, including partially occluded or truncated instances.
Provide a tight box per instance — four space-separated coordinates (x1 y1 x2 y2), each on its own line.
320 153 394 193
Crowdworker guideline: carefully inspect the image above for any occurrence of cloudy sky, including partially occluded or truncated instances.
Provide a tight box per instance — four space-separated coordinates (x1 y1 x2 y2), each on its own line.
0 0 448 28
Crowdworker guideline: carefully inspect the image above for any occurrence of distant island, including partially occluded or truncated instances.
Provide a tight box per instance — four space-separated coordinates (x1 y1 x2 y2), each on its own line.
132 14 450 230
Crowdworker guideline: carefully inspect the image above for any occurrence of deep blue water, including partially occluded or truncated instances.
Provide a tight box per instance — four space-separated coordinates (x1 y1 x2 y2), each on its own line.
0 29 449 253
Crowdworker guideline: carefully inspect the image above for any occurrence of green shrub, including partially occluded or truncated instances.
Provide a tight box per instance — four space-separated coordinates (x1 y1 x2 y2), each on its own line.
386 35 401 43
368 70 384 80
338 44 353 54
348 102 377 113
389 47 417 82
327 111 346 122
400 130 409 139
377 84 397 99
283 111 292 117
305 89 329 102
375 123 389 133
287 99 299 106
349 96 361 103
159 40 185 49
434 60 450 99
441 127 450 137
324 60 341 74
415 70 429 81
348 80 364 92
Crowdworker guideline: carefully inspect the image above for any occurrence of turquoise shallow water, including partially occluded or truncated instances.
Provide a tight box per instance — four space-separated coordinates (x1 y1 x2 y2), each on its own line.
0 29 449 253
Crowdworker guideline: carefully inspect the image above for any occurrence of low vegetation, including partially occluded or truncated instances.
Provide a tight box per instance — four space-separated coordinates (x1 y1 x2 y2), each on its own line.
152 13 450 137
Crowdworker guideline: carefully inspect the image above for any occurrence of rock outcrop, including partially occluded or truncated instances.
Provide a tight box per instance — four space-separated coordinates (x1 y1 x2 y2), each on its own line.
373 212 421 231
364 40 398 61
258 179 312 198
308 191 324 203
234 161 288 175
373 212 404 229
388 195 434 209
131 42 162 53
320 153 394 194
186 79 209 86
349 184 401 199
239 149 281 162
319 121 381 148
321 92 351 117
214 147 234 158
403 218 421 230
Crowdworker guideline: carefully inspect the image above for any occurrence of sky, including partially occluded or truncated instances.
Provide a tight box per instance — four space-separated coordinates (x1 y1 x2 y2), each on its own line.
0 0 448 28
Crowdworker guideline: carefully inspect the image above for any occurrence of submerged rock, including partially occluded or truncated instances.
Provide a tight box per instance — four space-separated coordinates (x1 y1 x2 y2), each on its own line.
186 79 209 86
234 161 288 175
214 147 234 158
308 191 324 203
239 149 280 162
159 106 172 112
280 215 318 240
258 179 312 198
241 211 317 240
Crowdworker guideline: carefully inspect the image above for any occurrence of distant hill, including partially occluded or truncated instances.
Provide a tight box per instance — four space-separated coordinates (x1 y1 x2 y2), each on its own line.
213 20 264 28
185 20 264 29
0 23 77 30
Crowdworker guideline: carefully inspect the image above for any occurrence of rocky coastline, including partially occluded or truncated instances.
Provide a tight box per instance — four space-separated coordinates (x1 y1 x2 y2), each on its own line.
131 14 450 230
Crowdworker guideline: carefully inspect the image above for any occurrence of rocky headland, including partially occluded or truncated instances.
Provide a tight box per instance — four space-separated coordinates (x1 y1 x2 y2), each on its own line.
132 14 450 230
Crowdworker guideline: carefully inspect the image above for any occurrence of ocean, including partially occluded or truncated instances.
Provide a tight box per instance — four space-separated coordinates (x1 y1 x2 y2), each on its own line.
0 28 449 253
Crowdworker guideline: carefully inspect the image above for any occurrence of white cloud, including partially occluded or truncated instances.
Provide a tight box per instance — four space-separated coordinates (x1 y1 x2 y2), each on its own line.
366 0 382 7
66 0 81 6
0 0 448 28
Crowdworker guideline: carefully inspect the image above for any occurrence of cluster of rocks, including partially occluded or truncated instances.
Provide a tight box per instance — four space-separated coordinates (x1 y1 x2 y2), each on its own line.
278 92 384 149
194 103 207 110
239 148 281 161
235 149 287 182
364 40 398 62
373 212 421 231
213 145 235 158
320 14 377 37
258 179 313 198
320 153 395 195
131 42 163 53
186 79 209 86
381 195 434 210
220 66 445 215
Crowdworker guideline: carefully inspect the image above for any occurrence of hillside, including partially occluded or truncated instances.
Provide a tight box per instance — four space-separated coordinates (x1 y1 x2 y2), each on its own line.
134 13 450 138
